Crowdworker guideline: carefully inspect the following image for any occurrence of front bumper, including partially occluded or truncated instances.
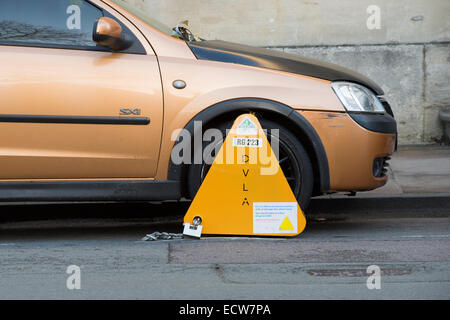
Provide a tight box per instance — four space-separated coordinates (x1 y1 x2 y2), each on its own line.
299 110 397 192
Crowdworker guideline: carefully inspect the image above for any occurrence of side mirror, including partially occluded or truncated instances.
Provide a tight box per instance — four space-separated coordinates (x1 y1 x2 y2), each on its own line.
93 17 133 51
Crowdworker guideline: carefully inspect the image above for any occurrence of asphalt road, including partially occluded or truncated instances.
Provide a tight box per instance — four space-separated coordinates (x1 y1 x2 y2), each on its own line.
0 196 449 299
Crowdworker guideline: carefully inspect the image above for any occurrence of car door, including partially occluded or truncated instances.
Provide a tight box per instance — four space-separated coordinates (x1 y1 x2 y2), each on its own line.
0 0 163 179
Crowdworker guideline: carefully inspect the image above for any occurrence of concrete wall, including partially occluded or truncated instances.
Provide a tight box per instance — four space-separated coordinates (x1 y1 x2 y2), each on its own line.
123 0 450 144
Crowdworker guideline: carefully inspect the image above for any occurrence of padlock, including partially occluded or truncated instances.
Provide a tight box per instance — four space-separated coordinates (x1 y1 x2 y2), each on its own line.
183 216 203 238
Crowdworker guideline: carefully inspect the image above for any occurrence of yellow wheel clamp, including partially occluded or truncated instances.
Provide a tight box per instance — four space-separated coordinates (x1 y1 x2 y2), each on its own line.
183 113 307 238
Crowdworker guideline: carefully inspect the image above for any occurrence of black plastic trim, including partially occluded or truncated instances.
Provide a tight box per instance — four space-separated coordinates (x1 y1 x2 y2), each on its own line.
0 180 181 202
0 41 114 53
0 114 150 125
189 40 384 95
378 98 398 149
168 98 330 192
348 112 397 134
378 97 394 118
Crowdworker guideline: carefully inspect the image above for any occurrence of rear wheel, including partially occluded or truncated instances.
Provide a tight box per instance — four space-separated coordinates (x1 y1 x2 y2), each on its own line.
187 118 314 210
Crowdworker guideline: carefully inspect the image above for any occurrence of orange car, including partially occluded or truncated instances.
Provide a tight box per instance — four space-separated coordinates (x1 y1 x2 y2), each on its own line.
0 0 396 208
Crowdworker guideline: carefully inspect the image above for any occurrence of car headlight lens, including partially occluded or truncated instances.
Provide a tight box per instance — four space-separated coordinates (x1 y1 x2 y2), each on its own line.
331 81 385 113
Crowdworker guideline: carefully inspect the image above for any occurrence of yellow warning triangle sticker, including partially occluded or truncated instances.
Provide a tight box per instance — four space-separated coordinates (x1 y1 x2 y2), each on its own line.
184 114 307 237
279 217 295 231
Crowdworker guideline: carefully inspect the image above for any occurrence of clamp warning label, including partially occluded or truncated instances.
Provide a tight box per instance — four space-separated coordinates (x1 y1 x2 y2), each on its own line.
253 202 298 234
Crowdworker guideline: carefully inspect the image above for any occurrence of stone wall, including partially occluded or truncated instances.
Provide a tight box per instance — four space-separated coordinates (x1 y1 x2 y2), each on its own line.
122 0 450 143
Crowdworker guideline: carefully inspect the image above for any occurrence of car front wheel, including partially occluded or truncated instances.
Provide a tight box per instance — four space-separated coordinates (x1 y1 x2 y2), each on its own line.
187 118 314 210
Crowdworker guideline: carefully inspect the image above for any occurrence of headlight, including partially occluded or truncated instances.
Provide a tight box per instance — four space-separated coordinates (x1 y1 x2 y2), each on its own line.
331 81 385 113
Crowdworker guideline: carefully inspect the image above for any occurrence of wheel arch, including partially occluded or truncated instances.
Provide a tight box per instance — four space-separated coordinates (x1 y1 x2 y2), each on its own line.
168 98 330 197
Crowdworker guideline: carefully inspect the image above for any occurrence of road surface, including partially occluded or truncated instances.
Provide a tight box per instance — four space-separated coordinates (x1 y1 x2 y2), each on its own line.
0 196 449 299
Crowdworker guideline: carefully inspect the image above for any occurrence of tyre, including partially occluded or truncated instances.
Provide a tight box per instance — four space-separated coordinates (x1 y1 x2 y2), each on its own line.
187 118 314 210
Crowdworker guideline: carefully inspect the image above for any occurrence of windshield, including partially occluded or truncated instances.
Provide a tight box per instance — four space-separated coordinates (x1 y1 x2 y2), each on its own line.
111 0 174 37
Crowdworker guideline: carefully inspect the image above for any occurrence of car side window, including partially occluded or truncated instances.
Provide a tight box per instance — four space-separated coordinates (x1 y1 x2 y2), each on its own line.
0 0 103 48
